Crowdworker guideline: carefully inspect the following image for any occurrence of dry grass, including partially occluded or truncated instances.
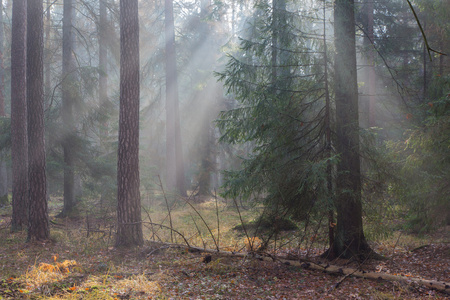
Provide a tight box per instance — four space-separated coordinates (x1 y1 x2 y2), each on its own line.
0 198 448 299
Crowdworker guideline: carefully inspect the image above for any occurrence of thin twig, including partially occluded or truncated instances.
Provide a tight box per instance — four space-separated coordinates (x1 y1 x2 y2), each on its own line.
405 0 447 60
141 206 162 243
141 222 190 248
158 175 174 243
178 195 219 251
214 189 220 249
190 213 206 249
232 198 252 250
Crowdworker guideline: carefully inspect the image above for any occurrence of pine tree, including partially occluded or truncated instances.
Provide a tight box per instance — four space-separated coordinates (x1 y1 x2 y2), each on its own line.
116 0 143 247
10 0 29 231
27 0 49 241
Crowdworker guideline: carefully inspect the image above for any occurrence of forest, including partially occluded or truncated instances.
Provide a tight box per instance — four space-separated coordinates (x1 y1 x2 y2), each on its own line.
0 0 448 299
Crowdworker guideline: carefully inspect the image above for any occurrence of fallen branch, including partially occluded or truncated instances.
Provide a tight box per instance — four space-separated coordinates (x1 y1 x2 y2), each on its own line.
144 241 450 294
295 260 449 294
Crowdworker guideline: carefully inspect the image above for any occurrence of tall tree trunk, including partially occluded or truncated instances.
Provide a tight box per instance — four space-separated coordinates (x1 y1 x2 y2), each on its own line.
44 0 51 106
60 0 77 216
165 0 186 196
0 0 8 207
99 0 108 106
366 0 376 127
27 0 49 241
116 0 143 247
333 0 372 259
323 1 335 257
98 0 108 208
10 0 28 231
196 0 214 196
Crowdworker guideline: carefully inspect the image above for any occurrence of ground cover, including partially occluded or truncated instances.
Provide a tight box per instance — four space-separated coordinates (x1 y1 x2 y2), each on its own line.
0 199 448 299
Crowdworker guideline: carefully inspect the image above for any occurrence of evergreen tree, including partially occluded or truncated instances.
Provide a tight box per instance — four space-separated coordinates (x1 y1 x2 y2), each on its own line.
217 0 332 228
332 0 373 258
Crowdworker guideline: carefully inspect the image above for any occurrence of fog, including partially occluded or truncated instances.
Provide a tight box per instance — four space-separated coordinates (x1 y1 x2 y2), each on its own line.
2 0 447 204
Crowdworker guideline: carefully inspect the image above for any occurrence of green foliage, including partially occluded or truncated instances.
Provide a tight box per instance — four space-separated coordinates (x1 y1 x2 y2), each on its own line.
388 96 450 232
216 0 333 223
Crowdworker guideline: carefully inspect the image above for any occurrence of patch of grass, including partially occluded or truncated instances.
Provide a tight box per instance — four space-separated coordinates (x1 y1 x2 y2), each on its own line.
233 216 298 234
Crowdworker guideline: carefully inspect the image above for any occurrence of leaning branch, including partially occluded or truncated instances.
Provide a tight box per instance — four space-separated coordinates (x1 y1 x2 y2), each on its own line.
406 0 447 60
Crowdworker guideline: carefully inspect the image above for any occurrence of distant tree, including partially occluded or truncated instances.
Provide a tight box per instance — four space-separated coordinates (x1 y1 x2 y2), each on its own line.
10 0 28 231
165 0 186 196
99 0 108 107
332 0 373 258
44 0 52 102
361 0 376 128
0 0 8 207
27 0 49 241
188 0 219 196
59 0 77 217
116 0 143 247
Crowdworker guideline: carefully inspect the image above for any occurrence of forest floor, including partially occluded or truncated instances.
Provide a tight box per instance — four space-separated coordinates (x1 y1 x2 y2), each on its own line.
0 199 449 299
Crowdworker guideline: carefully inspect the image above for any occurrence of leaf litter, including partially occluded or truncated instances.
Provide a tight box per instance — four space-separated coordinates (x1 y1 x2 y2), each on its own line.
0 217 448 299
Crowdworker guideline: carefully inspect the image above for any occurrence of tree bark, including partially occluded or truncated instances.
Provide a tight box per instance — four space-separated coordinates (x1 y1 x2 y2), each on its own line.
0 0 8 207
59 0 77 217
27 0 49 241
116 0 143 247
333 0 372 259
44 0 51 105
165 0 186 196
10 0 28 231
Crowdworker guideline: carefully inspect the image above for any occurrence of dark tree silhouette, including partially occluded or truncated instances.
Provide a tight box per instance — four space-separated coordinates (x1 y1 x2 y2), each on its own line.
332 0 372 258
60 0 77 216
27 0 49 241
116 0 144 247
99 0 108 106
10 0 28 232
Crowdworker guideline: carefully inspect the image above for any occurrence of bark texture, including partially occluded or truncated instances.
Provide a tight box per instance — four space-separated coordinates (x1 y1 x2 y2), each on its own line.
27 0 49 241
116 0 143 247
44 0 51 103
11 0 29 231
333 0 371 258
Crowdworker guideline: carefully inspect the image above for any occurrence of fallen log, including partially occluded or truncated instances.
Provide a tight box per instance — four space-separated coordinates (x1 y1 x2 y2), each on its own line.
143 241 450 294
289 259 450 294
